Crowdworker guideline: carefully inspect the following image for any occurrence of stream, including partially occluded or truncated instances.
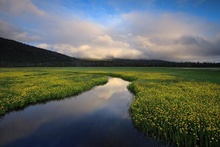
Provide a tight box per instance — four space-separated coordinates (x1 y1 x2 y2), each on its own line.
0 77 166 147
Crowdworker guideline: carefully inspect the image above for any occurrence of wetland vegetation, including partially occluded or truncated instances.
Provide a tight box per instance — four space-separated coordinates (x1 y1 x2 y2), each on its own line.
0 67 220 146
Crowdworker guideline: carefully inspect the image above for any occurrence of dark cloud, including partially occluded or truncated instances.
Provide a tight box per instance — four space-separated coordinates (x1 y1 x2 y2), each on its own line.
0 0 46 16
0 20 18 39
0 20 42 43
175 35 220 56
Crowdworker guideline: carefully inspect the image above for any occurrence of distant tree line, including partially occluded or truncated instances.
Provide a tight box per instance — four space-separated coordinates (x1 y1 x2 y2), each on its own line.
0 37 220 67
1 59 220 67
76 59 220 67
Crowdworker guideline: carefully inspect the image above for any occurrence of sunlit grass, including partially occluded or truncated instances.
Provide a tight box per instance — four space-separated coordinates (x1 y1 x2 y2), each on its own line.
129 79 220 146
0 67 220 146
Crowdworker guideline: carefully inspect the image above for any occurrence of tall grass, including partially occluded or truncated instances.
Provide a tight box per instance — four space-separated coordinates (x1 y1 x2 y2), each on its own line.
0 68 108 116
129 79 220 146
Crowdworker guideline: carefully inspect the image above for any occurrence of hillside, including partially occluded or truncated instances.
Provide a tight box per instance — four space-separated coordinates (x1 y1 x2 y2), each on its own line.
0 37 79 66
0 37 219 67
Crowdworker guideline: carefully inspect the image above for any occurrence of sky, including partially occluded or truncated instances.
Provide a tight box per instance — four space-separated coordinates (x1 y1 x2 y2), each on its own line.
0 0 220 62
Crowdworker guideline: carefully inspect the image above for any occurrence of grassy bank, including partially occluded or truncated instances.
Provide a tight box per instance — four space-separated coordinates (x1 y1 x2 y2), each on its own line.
127 71 220 147
0 68 108 116
0 67 220 146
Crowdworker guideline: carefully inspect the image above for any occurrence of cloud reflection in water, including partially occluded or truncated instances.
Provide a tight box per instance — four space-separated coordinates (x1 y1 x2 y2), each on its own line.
0 78 161 147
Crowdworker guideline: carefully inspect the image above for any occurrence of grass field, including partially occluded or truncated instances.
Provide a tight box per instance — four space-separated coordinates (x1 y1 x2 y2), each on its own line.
0 67 220 146
0 68 108 116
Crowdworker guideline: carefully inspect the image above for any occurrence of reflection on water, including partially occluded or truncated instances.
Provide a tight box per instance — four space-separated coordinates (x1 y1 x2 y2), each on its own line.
0 78 166 147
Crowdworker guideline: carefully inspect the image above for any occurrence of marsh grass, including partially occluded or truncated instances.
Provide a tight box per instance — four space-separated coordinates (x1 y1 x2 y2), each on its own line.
0 68 108 116
0 67 220 146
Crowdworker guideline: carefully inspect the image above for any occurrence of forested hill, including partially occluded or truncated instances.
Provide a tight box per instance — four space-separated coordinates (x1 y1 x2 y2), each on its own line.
0 37 219 67
0 37 80 66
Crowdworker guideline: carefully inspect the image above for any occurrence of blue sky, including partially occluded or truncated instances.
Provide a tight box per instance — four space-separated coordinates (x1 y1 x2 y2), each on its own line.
0 0 220 62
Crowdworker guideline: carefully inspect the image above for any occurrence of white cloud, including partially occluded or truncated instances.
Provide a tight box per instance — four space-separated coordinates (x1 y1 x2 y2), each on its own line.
1 0 219 62
109 11 220 62
13 32 42 42
38 34 142 59
38 43 50 49
43 16 104 46
34 10 220 62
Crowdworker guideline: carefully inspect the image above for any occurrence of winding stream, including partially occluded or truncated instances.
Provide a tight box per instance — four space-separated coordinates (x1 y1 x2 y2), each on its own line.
0 78 164 147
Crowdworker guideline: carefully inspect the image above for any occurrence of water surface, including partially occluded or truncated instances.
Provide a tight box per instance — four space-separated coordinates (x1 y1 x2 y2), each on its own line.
0 78 163 147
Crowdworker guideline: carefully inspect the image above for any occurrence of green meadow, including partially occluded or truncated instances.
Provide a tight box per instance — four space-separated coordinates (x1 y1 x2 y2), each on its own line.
0 67 220 146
